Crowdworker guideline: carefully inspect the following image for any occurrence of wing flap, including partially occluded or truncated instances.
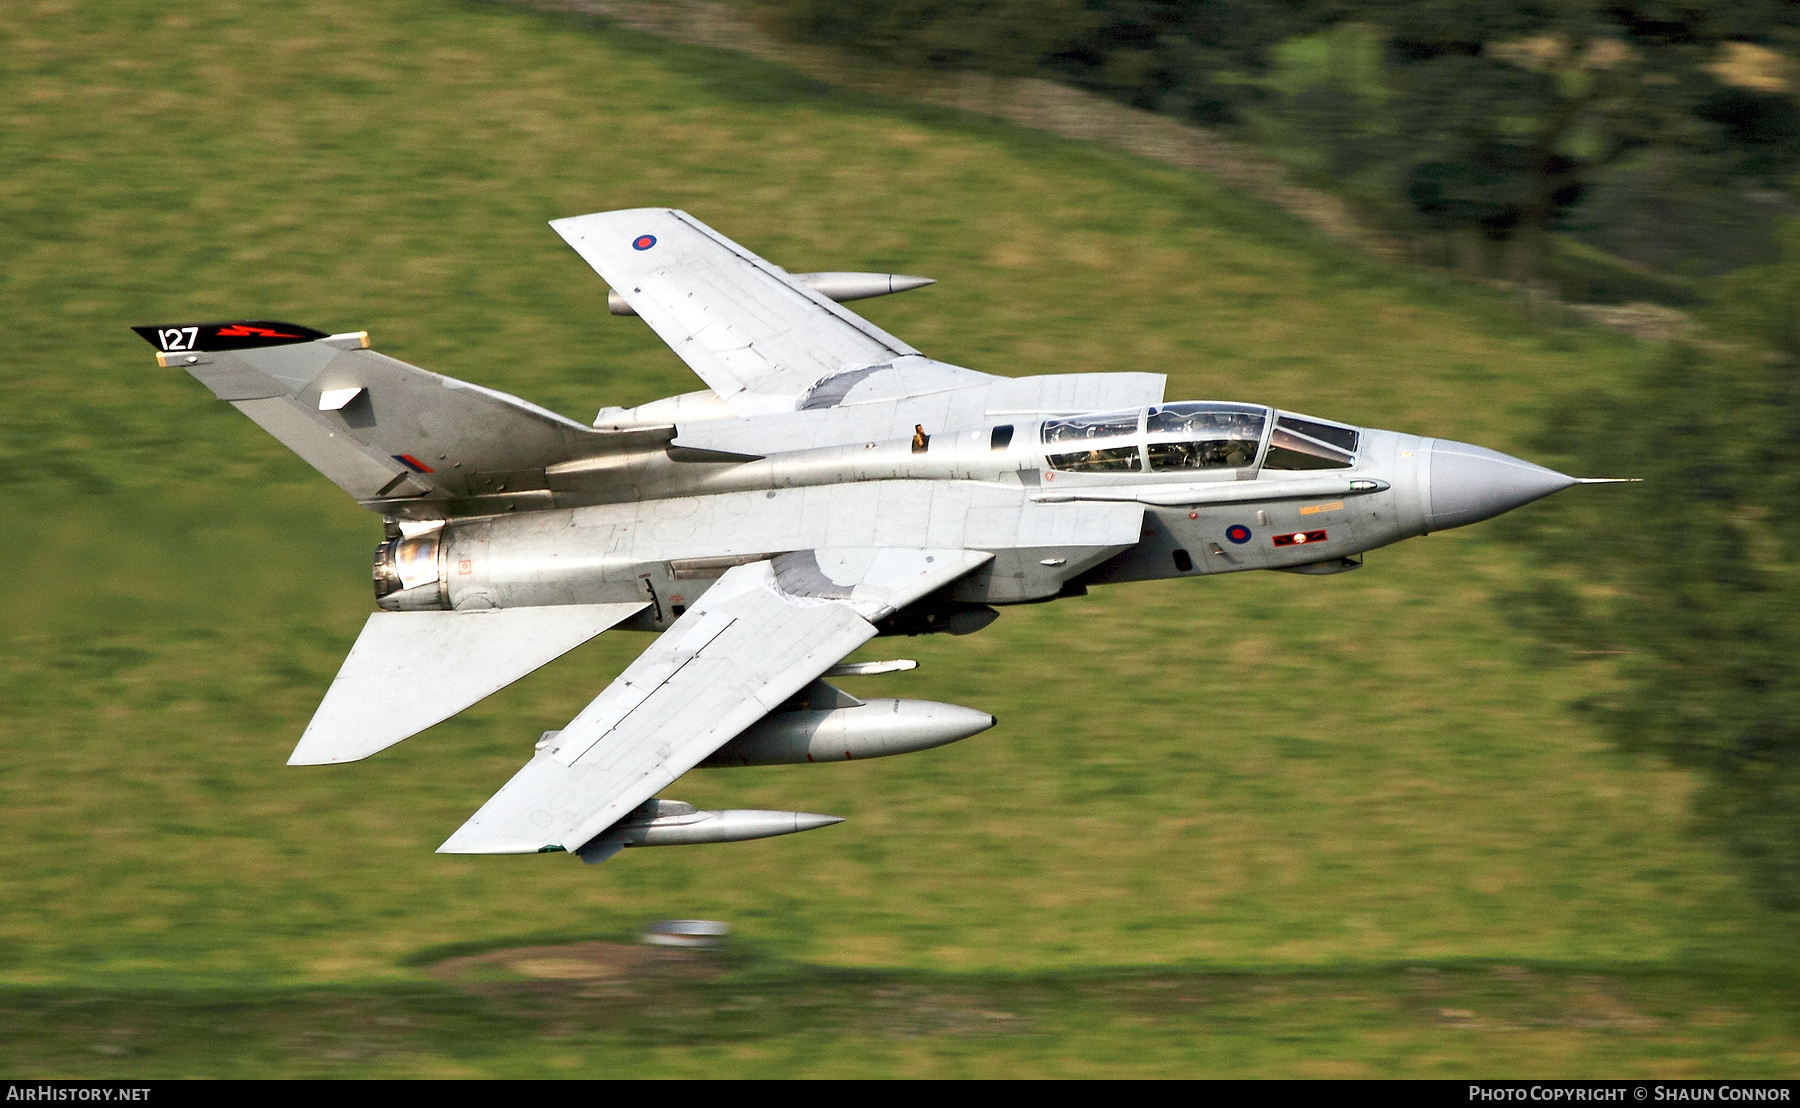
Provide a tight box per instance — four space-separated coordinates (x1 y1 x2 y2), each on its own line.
290 602 647 766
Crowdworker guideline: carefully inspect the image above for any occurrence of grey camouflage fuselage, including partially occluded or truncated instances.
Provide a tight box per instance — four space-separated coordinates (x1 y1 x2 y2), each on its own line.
376 386 1574 634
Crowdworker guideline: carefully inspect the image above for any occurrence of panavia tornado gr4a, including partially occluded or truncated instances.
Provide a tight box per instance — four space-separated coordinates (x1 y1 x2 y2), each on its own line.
135 209 1619 864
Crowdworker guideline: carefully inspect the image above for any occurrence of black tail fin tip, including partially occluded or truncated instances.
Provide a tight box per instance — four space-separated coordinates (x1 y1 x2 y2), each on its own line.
132 321 328 353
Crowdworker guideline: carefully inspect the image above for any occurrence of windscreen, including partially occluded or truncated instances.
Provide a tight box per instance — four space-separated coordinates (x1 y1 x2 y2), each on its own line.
1265 412 1359 470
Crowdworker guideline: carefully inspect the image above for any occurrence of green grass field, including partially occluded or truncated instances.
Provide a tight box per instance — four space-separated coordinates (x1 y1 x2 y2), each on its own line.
3 0 1797 1076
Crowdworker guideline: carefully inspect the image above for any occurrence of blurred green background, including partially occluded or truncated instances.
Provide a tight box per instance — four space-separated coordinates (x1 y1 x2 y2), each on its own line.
2 0 1796 1076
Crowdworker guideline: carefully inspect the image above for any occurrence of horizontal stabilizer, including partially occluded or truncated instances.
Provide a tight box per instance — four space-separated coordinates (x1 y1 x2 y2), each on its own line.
290 602 647 766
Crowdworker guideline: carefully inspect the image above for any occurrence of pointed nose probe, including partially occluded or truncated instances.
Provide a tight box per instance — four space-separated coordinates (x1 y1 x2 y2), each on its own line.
1427 440 1580 530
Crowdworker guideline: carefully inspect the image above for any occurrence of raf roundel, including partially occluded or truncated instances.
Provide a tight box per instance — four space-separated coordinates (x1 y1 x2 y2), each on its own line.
1226 524 1252 545
632 234 657 251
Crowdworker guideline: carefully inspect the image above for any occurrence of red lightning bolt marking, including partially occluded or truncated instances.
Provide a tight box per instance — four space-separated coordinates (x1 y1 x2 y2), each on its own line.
215 324 302 339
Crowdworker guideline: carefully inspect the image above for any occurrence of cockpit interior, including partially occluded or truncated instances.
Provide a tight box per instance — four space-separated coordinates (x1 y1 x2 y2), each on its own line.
1039 403 1359 475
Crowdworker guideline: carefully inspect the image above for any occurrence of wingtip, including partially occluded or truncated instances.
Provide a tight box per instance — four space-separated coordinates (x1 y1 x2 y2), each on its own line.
286 745 364 767
286 734 377 766
436 831 555 855
437 795 567 854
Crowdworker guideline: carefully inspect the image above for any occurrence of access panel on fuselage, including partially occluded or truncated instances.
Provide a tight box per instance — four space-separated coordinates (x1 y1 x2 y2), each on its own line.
1254 497 1358 569
1084 506 1277 583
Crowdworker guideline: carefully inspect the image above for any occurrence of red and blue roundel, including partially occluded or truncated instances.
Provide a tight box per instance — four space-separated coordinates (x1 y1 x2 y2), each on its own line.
1225 524 1252 544
632 234 657 251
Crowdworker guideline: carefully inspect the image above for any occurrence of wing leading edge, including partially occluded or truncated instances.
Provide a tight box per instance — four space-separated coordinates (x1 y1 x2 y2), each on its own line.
438 548 992 856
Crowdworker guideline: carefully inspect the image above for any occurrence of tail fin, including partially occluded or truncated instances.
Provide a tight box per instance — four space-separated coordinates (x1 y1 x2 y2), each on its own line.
132 320 330 353
134 321 664 516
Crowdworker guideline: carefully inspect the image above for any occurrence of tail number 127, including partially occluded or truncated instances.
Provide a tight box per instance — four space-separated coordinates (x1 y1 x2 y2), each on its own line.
158 327 200 351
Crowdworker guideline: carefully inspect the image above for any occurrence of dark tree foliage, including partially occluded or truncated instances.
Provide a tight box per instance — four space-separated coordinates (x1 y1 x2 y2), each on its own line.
1371 1 1800 273
1502 219 1800 906
782 0 1092 76
778 0 1800 279
781 1 1333 124
1035 0 1331 123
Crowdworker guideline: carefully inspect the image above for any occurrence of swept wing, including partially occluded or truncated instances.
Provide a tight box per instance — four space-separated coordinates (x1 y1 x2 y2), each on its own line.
551 208 984 414
439 548 992 856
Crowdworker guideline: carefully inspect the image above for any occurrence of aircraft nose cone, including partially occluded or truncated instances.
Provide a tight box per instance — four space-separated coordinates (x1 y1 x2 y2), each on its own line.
1429 440 1577 530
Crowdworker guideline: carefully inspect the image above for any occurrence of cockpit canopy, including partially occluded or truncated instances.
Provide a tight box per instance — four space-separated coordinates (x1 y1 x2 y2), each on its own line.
1039 403 1359 474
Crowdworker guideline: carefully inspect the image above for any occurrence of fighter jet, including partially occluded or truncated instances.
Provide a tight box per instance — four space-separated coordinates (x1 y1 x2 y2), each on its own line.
134 208 1610 864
